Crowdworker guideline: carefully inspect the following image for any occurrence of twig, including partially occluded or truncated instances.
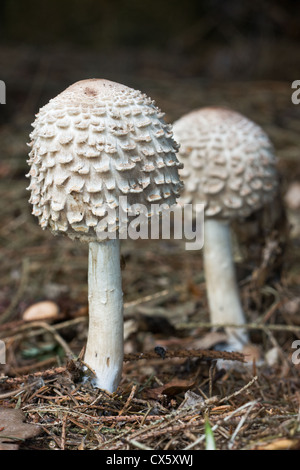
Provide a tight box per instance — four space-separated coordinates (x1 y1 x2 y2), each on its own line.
126 439 153 450
218 376 258 404
33 321 75 358
124 289 173 310
176 321 300 334
124 348 245 363
184 400 258 450
118 384 137 416
1 320 75 358
183 376 259 450
0 380 42 399
228 401 258 449
12 356 58 375
122 417 204 446
60 415 68 451
1 366 68 385
97 395 219 450
0 317 87 340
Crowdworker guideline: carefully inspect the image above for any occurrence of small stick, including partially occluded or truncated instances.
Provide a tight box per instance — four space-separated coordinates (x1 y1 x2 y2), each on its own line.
176 321 300 334
0 380 43 399
126 439 153 450
29 321 75 358
118 384 137 416
60 415 68 451
0 320 75 358
1 366 68 385
218 376 258 404
228 401 258 449
124 348 245 363
184 399 258 450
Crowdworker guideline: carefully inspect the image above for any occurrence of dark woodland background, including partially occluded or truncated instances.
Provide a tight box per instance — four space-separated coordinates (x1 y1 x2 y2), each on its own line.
0 0 300 124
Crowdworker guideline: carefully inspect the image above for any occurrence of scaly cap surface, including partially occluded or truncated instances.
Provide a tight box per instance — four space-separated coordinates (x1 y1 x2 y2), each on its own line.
27 79 183 241
173 107 278 219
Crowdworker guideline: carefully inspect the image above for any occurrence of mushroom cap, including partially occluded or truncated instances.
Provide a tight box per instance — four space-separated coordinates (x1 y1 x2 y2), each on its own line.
173 107 278 219
27 79 183 242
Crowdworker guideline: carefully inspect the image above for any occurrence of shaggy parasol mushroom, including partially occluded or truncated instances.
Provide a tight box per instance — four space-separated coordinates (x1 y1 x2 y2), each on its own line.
27 79 183 392
173 107 278 351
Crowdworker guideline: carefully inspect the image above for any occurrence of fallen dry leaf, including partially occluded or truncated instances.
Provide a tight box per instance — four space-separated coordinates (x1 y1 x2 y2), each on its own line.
143 378 196 400
0 406 41 450
253 438 300 450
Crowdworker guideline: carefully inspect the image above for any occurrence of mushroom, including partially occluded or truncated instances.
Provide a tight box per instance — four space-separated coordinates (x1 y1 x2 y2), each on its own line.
27 79 183 392
173 107 279 351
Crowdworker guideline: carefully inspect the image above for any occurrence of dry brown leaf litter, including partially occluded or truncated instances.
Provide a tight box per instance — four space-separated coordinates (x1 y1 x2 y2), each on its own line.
0 406 41 450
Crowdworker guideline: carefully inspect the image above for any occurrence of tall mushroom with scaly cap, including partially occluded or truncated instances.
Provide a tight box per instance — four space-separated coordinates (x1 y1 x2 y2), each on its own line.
27 79 183 392
173 107 278 353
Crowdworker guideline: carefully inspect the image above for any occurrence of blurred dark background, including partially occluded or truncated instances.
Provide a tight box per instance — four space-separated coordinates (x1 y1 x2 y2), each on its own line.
1 0 299 76
0 0 299 122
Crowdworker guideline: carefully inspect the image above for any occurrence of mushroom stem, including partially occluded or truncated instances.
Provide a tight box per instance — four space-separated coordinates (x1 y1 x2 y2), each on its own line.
84 238 123 392
203 219 248 348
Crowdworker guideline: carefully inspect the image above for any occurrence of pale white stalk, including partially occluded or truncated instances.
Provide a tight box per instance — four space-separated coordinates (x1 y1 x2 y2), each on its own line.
84 239 123 392
203 219 248 349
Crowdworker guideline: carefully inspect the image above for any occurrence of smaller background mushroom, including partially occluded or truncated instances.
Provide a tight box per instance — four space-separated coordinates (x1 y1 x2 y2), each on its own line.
284 181 300 238
173 107 279 356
